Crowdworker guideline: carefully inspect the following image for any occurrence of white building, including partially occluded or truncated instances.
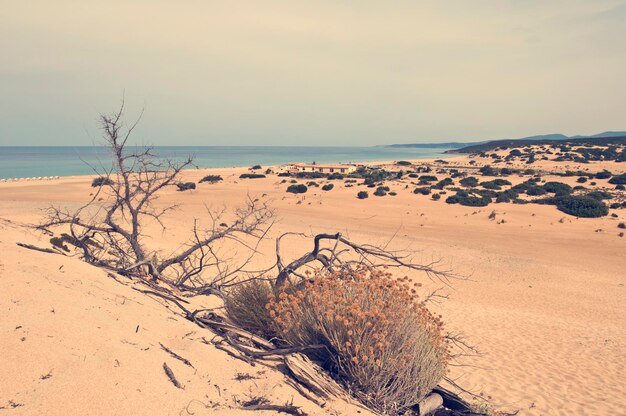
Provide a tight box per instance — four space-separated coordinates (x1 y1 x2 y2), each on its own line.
279 163 357 174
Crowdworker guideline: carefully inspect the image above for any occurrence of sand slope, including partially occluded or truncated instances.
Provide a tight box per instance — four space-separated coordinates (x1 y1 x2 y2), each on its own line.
0 221 367 415
1 158 625 415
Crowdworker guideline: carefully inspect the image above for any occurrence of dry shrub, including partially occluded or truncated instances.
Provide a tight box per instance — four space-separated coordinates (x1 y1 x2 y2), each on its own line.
267 268 448 414
224 279 275 338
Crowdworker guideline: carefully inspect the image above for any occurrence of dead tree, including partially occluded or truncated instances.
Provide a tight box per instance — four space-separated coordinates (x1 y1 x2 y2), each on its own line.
39 102 273 291
273 232 457 289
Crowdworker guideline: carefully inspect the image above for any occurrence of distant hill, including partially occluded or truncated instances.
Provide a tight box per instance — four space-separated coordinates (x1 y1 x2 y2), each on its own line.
385 131 626 151
571 131 626 139
447 135 626 154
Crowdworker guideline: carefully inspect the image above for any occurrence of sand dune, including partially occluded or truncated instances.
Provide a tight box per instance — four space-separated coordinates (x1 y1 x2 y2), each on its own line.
1 157 625 415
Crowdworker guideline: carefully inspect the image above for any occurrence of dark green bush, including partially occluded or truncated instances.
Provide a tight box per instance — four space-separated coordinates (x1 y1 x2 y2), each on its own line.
296 172 324 179
616 184 625 191
374 186 390 196
240 173 266 179
543 181 572 196
251 164 262 170
608 173 626 185
396 160 412 166
432 193 441 201
576 177 588 183
586 191 612 200
595 171 612 180
481 179 511 190
91 176 114 187
322 183 334 191
445 191 491 207
413 187 431 195
432 178 453 190
357 191 369 199
556 196 608 218
199 175 223 183
459 177 479 187
526 186 547 196
176 182 196 191
328 173 344 180
418 175 438 183
286 184 308 194
479 165 496 176
496 189 519 203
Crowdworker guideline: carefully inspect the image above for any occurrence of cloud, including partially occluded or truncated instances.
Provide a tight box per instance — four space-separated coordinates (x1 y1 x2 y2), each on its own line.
1 0 624 145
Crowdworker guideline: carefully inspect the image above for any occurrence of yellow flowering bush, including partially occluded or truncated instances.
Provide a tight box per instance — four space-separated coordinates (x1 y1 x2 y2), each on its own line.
266 267 448 414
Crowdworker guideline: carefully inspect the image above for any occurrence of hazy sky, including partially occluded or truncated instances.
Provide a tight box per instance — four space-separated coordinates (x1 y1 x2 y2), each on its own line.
1 1 625 146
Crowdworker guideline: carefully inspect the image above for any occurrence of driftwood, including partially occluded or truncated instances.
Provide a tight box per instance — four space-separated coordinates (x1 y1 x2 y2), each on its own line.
432 387 472 412
162 362 183 389
416 393 443 415
16 242 65 255
283 353 348 401
242 403 308 415
159 343 194 369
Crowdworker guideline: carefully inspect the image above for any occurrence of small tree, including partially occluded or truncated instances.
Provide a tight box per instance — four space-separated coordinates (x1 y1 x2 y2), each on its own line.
39 102 273 291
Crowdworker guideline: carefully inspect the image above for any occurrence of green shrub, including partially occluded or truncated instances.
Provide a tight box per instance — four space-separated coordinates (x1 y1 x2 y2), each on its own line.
616 184 625 191
480 179 511 190
418 175 438 183
396 160 412 166
526 186 547 196
543 181 572 196
374 186 390 196
432 193 441 201
459 177 479 187
176 182 196 191
556 196 609 218
446 191 491 207
357 191 369 199
286 184 308 194
199 175 223 183
479 165 496 176
328 173 344 180
586 191 612 200
268 269 448 414
432 178 453 190
413 187 431 195
91 176 114 187
240 173 266 179
322 183 334 191
225 279 275 338
618 222 625 229
251 164 262 170
577 177 588 183
496 189 519 203
595 170 612 180
608 173 626 185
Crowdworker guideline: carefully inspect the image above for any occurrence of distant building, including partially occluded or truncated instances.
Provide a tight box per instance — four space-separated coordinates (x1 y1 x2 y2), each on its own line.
279 163 357 174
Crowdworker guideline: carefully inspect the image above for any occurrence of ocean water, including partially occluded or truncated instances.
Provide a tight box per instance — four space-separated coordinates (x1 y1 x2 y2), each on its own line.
0 146 452 179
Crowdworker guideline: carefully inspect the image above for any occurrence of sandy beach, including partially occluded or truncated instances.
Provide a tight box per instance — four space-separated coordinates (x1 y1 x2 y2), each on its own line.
1 152 624 415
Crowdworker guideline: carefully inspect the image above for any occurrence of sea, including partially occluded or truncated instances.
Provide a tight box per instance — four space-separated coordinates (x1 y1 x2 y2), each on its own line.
0 146 453 179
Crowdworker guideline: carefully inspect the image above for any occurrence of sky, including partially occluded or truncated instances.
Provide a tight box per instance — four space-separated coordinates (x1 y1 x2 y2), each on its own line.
1 1 625 146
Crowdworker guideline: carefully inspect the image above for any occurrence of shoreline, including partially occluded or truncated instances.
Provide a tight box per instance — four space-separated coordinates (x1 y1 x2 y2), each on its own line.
0 154 461 182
